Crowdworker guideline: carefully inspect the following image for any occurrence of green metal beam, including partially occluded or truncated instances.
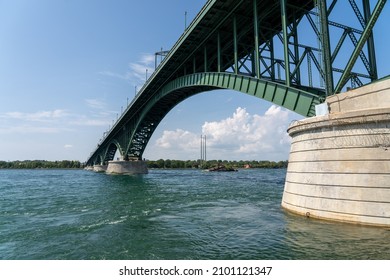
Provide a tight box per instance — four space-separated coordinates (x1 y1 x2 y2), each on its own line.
155 73 321 117
280 0 291 87
204 46 208 72
193 56 196 73
334 0 387 93
270 39 275 81
363 0 378 80
233 15 238 75
253 0 260 78
292 11 301 84
318 0 334 96
217 31 221 72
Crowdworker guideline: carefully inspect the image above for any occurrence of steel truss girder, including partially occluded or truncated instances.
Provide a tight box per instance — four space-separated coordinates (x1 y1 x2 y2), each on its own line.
185 0 385 97
334 0 386 92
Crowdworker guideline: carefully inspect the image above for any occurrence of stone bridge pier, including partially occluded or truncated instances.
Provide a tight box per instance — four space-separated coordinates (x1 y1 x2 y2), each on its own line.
106 160 148 175
282 78 390 227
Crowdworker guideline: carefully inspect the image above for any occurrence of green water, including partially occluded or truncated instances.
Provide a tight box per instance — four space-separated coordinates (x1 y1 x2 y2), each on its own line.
1 169 390 259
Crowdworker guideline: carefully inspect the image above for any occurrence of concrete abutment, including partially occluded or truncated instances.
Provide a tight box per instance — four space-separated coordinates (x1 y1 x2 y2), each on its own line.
282 78 390 227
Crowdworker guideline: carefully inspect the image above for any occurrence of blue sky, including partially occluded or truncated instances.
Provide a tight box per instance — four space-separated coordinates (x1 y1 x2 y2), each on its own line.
0 0 389 162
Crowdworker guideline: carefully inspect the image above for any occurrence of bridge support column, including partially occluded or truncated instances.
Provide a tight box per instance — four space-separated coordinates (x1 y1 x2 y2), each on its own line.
282 78 390 227
93 164 108 173
106 160 148 175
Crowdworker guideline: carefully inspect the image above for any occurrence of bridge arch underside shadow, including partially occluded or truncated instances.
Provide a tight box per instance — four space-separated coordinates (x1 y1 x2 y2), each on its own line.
93 141 123 165
125 72 323 160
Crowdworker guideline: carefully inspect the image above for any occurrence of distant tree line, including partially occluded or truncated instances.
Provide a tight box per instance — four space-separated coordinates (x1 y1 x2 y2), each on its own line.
0 160 82 169
146 159 288 169
0 159 287 169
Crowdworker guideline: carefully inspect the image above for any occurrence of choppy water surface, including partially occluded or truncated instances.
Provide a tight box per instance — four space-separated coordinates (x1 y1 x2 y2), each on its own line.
1 169 390 260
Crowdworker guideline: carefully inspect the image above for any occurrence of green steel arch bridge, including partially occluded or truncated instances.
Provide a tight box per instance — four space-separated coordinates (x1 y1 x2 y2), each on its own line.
86 0 386 167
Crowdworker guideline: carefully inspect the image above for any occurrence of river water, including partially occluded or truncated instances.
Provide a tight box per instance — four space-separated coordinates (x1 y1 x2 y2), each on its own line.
1 168 390 260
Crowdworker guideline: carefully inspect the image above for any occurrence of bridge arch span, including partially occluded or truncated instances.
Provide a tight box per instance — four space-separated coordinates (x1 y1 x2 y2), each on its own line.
93 154 104 166
99 140 124 164
126 72 322 158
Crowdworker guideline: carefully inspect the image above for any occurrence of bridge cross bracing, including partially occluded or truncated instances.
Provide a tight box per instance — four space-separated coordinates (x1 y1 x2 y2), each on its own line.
86 0 386 166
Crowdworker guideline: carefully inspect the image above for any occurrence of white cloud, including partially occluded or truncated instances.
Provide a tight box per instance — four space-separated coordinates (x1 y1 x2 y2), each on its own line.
152 105 292 160
70 117 111 127
85 99 106 109
127 53 155 84
98 71 128 80
99 53 155 88
2 109 68 122
64 144 73 149
0 109 73 134
0 125 65 134
156 129 199 150
83 98 119 127
203 106 291 157
139 53 155 65
0 106 113 137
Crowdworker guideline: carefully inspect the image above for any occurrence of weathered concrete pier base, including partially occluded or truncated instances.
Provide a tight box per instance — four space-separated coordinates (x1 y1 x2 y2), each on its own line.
106 160 148 175
93 164 108 173
282 78 390 227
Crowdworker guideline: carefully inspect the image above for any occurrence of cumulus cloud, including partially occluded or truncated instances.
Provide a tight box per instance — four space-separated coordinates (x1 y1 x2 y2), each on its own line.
203 105 291 156
156 129 199 150
153 105 292 160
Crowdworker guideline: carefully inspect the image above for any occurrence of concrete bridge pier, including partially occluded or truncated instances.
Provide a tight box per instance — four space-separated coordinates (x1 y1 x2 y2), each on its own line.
282 78 390 227
106 160 148 175
93 164 108 173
